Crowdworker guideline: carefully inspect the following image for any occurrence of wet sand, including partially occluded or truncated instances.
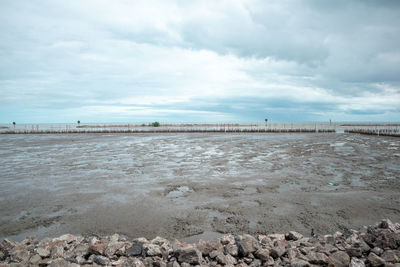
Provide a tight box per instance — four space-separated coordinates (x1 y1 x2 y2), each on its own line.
0 133 399 241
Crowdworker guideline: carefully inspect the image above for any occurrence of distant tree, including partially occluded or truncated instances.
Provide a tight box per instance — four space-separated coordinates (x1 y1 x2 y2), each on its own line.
77 120 80 124
152 121 160 127
13 122 16 128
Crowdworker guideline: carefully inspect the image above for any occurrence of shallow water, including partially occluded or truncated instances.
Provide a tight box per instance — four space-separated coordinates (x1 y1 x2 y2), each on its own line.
0 133 399 241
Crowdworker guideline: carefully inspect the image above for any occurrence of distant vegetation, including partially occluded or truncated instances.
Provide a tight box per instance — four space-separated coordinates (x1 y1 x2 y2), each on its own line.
151 121 160 127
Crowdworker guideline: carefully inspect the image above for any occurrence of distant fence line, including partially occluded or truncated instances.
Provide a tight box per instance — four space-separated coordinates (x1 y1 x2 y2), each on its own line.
1 128 336 134
345 129 400 137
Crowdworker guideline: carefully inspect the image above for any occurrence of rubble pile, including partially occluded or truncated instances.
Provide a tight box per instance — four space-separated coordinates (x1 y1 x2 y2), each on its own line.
1 219 399 266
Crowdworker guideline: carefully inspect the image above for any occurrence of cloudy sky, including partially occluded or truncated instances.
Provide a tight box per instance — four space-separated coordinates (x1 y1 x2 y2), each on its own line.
1 0 400 123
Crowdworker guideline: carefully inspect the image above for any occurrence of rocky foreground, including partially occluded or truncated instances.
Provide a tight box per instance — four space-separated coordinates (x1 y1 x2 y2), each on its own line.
1 220 400 267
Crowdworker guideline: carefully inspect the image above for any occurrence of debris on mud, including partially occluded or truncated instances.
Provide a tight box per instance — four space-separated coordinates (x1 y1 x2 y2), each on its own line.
1 219 399 266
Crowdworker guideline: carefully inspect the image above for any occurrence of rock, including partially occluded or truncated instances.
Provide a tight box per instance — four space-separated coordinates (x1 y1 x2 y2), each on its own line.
237 234 259 256
254 249 269 261
126 257 146 267
264 256 274 266
29 254 42 265
104 241 125 257
307 251 329 265
88 242 107 255
50 245 64 259
225 243 238 256
350 257 366 267
110 233 119 243
93 255 111 266
152 236 170 246
36 246 51 258
126 242 143 257
225 254 237 265
382 250 400 263
74 243 89 257
221 234 235 245
176 247 202 265
368 252 386 266
290 258 309 267
1 239 16 255
55 234 78 244
10 248 30 263
144 243 163 256
154 257 167 267
285 231 303 241
248 259 261 267
48 258 73 267
213 251 226 265
379 219 396 232
371 246 383 256
267 234 285 241
346 247 363 257
197 239 223 256
328 251 350 267
269 241 286 259
168 261 180 267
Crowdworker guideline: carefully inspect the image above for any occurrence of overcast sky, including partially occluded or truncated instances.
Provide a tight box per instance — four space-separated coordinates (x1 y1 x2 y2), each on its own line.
1 0 400 123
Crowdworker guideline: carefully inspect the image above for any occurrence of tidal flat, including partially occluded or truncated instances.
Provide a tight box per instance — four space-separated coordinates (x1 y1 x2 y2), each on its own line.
0 133 399 241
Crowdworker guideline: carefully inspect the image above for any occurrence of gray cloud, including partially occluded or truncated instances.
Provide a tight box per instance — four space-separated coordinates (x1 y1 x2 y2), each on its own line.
0 0 399 123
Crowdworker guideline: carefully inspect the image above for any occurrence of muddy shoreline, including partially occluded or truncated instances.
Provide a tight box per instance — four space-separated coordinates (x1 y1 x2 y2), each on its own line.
0 133 399 243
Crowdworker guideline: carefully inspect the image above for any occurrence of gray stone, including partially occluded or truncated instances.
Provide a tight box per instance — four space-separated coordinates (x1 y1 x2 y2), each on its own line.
10 248 30 263
55 234 78 244
225 254 237 265
197 239 223 256
290 258 309 267
145 243 163 257
93 255 111 266
254 249 269 261
382 250 400 263
346 247 362 257
50 245 64 259
176 247 202 265
74 243 89 257
368 252 386 267
126 257 146 267
307 251 329 265
36 246 51 258
237 234 259 256
269 242 286 259
221 234 235 245
104 241 125 257
152 236 170 246
248 259 261 267
267 234 285 241
372 246 383 256
225 243 238 256
328 251 350 267
214 251 226 265
126 242 143 257
285 231 303 241
29 254 42 265
48 258 72 267
109 233 119 243
350 257 366 267
88 242 107 255
379 219 396 232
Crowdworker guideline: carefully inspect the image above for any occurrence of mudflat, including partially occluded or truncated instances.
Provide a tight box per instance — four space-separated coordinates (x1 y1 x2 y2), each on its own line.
0 133 399 241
